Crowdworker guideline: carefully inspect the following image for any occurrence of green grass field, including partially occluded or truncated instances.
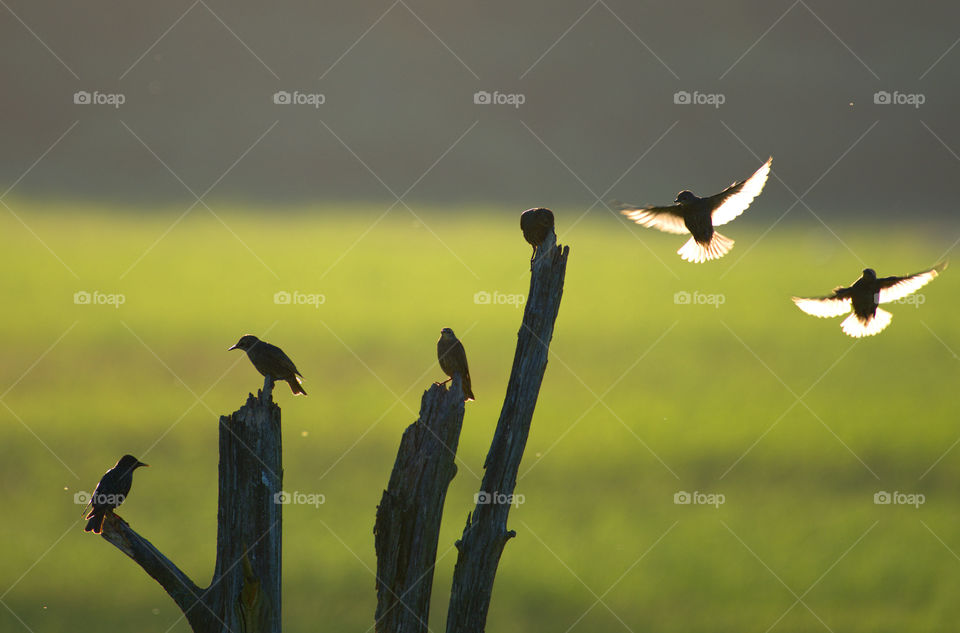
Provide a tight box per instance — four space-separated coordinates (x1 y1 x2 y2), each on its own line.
1 202 958 633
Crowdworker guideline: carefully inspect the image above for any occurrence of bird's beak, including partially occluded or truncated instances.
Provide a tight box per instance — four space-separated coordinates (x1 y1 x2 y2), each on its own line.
138 462 149 468
228 344 238 351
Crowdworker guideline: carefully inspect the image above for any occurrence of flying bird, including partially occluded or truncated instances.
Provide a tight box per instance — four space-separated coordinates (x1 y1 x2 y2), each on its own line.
792 263 946 337
83 454 148 534
619 157 772 263
520 207 555 263
229 334 307 395
437 327 474 401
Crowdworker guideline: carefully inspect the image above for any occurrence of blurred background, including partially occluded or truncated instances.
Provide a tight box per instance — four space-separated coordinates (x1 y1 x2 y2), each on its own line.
3 0 960 212
2 1 960 632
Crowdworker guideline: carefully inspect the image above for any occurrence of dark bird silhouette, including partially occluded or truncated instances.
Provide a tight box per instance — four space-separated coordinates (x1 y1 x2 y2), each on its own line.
520 207 555 264
229 334 307 395
792 263 946 337
619 157 771 262
83 454 148 533
436 327 474 401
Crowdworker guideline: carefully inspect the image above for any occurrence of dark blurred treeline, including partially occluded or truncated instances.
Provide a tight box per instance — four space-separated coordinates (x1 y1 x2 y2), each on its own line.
1 0 958 216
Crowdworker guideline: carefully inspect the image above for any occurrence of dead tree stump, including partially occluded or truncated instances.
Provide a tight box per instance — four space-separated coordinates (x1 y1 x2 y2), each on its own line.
374 377 467 633
445 226 568 633
373 225 569 633
98 379 283 633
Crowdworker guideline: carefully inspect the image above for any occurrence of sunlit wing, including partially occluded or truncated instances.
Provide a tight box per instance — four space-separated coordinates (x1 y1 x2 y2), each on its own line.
708 157 772 226
618 203 688 235
877 263 946 303
792 295 852 318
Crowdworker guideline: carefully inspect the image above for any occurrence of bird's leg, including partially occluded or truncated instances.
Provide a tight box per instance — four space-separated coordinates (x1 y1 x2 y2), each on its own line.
102 510 124 533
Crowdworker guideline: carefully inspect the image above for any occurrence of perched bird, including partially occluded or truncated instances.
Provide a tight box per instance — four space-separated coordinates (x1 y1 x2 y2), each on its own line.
229 334 307 395
84 454 148 534
520 207 555 263
792 263 946 338
436 327 474 401
619 157 772 263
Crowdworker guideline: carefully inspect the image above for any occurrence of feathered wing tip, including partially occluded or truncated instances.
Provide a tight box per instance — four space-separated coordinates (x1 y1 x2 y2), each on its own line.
456 372 474 401
841 308 892 338
677 232 734 263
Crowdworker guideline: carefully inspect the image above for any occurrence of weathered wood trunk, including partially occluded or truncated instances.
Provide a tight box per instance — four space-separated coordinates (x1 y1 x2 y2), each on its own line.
211 383 283 631
446 228 569 633
374 377 467 633
99 378 283 633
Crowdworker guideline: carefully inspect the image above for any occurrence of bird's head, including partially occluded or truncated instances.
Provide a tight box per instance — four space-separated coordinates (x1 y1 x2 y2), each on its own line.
675 190 696 204
862 268 877 280
440 327 455 340
117 454 149 471
527 207 554 221
229 334 260 351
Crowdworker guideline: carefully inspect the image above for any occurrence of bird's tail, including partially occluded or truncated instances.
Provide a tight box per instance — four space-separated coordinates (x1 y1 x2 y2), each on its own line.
84 510 105 534
287 376 307 396
462 374 475 402
677 232 734 263
841 308 892 338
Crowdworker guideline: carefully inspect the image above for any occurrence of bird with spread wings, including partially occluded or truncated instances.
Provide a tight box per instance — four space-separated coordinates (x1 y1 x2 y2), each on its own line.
619 157 772 263
792 263 946 337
